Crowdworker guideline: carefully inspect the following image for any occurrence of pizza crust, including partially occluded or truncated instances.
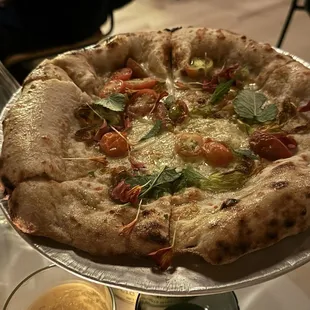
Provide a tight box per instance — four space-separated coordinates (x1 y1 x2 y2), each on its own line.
10 178 171 255
1 79 101 185
171 154 310 264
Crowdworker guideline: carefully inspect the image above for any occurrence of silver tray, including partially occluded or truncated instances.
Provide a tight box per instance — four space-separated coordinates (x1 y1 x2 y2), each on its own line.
1 49 310 296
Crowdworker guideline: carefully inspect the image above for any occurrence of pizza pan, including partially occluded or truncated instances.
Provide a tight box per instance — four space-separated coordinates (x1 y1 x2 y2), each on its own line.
1 49 310 296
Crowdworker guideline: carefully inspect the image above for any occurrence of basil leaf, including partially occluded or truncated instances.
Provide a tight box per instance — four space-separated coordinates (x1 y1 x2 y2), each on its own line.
173 166 206 192
154 168 182 187
233 89 278 123
94 93 126 112
125 175 153 187
125 167 182 199
256 103 278 123
139 120 162 142
233 90 267 119
97 108 121 125
233 148 259 160
201 170 248 192
209 80 234 104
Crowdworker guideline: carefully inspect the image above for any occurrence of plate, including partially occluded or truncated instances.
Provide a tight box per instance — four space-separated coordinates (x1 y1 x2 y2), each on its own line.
1 48 310 296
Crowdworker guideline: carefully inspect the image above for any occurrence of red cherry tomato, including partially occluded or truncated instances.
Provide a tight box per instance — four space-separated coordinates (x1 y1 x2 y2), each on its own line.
124 78 157 90
249 131 294 161
175 133 203 158
111 68 132 81
126 58 149 78
202 139 233 167
99 80 125 98
99 132 128 157
127 89 158 118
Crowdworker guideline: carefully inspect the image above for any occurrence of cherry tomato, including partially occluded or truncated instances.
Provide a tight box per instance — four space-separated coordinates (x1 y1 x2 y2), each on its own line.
124 78 157 90
175 133 203 158
99 80 125 98
168 100 189 124
249 131 294 161
126 58 149 78
127 89 158 118
99 132 128 157
110 68 132 81
202 139 233 167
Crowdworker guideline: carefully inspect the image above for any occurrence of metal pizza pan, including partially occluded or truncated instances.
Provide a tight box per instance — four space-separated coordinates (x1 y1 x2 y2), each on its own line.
0 48 310 297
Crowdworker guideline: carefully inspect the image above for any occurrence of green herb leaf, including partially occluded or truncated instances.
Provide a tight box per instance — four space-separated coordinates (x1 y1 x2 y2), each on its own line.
139 120 162 142
97 108 121 125
173 166 206 192
163 95 175 108
94 93 126 112
154 168 182 187
256 103 278 123
125 167 182 200
209 80 234 104
201 170 248 192
233 90 278 123
233 148 259 160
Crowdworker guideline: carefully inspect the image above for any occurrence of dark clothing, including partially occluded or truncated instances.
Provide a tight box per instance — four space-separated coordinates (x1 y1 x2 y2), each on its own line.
0 0 131 60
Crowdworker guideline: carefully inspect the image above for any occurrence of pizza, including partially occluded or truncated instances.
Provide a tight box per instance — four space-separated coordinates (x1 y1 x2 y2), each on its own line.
1 27 310 270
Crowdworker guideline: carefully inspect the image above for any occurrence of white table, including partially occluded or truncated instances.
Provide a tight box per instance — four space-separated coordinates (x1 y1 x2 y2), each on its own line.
1 215 310 310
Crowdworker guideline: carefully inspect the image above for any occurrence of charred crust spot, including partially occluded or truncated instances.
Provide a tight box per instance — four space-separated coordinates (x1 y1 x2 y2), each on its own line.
164 27 182 33
271 181 289 190
69 216 81 228
275 54 285 60
305 193 310 199
269 218 279 226
147 231 168 245
241 35 247 40
300 208 307 216
106 40 119 49
142 209 155 217
283 193 293 201
266 231 278 239
238 241 250 253
284 218 295 228
216 240 229 251
95 48 103 54
109 209 115 215
1 176 15 191
239 218 246 226
196 28 206 41
216 29 225 40
220 198 240 210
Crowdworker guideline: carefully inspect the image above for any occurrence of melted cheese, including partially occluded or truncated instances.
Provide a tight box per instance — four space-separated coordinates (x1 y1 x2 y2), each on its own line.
106 117 248 177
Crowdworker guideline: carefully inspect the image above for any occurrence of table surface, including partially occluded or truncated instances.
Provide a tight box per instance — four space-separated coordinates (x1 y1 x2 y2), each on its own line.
1 215 310 310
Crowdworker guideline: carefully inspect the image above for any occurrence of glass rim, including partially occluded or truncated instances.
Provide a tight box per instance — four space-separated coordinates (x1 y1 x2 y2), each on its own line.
3 264 116 310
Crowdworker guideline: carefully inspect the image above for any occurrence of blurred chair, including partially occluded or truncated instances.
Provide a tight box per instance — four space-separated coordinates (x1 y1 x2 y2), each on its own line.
276 0 310 48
